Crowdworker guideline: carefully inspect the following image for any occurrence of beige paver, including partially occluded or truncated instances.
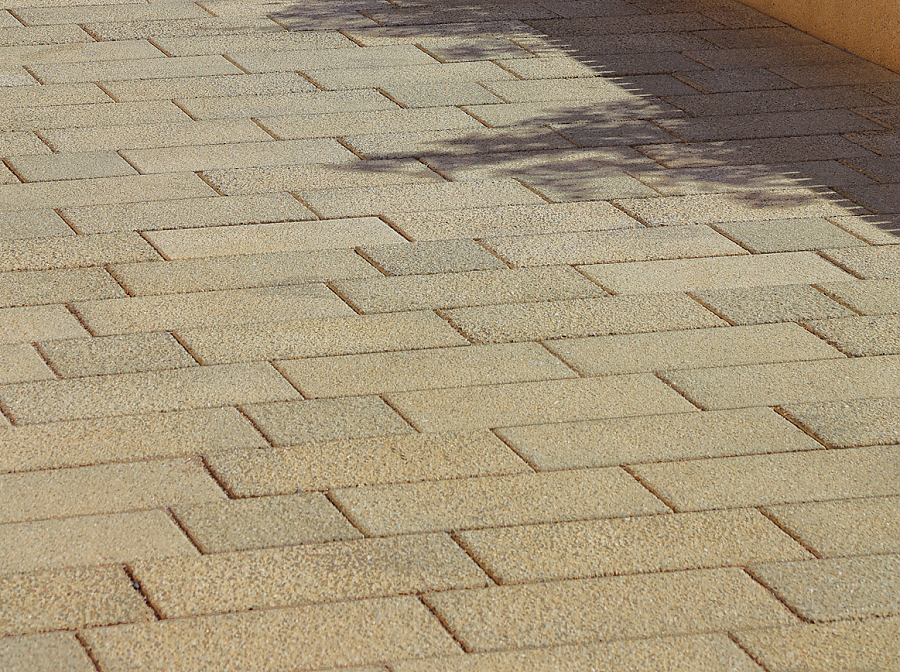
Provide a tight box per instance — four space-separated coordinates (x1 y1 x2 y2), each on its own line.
0 566 152 636
81 597 460 672
458 509 810 583
632 446 900 511
176 312 467 364
0 632 95 672
230 44 434 74
386 375 696 432
0 232 158 273
1 101 190 133
822 245 900 279
0 344 54 385
73 285 354 336
0 408 266 474
30 55 242 84
277 343 576 398
752 555 900 621
17 3 209 26
819 279 900 315
734 618 900 672
0 510 197 574
81 16 283 41
0 267 124 309
205 431 529 496
390 634 763 672
178 89 397 120
804 314 900 356
713 217 865 252
241 396 413 446
151 31 355 56
495 407 822 470
0 39 163 67
173 494 361 553
63 193 315 234
691 284 856 325
547 323 842 375
0 131 49 157
38 332 197 377
0 362 300 424
143 218 404 259
444 294 726 343
0 210 72 241
425 568 796 652
779 396 900 448
258 107 482 140
0 305 89 345
579 252 854 294
332 468 668 536
765 497 900 557
358 240 505 275
133 534 488 618
102 72 319 101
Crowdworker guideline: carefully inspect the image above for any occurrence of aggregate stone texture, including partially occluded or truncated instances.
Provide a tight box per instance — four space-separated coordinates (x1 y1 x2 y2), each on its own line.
1 0 897 667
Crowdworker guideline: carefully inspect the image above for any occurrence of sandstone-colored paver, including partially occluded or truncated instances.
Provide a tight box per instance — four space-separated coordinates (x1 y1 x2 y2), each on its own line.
804 314 900 356
258 107 482 140
765 497 900 557
495 406 822 470
0 210 72 241
205 431 528 496
0 344 54 385
779 396 900 447
0 566 152 636
822 245 900 279
713 217 866 252
358 240 505 275
0 232 159 273
39 332 197 377
425 568 796 652
7 151 137 183
0 305 89 345
819 278 900 315
751 554 900 621
0 408 265 474
0 633 95 672
133 534 489 618
0 267 124 308
691 283 857 324
173 494 361 553
331 468 668 535
632 446 900 511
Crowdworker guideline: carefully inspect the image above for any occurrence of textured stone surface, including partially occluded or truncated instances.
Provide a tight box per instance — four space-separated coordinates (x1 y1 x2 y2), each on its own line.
0 633 96 672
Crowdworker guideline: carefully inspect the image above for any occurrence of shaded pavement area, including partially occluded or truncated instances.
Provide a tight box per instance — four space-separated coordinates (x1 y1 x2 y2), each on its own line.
1 0 899 669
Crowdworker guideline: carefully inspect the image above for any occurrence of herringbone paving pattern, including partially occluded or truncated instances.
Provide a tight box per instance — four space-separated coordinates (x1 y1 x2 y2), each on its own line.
0 0 898 669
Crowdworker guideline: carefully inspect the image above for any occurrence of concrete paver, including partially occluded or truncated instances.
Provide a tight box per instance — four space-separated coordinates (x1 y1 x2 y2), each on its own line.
2 0 898 666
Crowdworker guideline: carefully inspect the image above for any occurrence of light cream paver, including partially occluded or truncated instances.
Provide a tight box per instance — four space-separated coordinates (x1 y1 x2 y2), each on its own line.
765 497 900 557
230 44 435 74
388 201 641 240
0 131 50 157
0 510 197 575
632 446 900 511
457 509 811 583
0 267 124 309
151 31 356 57
38 332 197 377
73 285 354 336
691 284 857 325
358 240 505 275
496 407 823 470
176 312 467 364
0 305 89 345
0 566 153 636
819 279 900 315
333 267 606 313
1 101 190 133
0 344 54 385
0 457 224 524
480 225 746 266
63 193 315 234
258 107 482 140
173 494 361 553
0 632 95 672
331 468 669 536
444 294 726 344
178 89 397 120
0 232 159 273
425 568 796 652
0 173 216 212
81 16 283 41
41 120 272 154
81 597 460 672
804 314 900 356
660 355 900 409
304 62 514 91
204 431 529 496
779 397 900 448
133 534 489 618
389 634 764 672
0 408 266 474
111 250 380 295
580 252 854 294
0 39 163 66
29 55 242 84
751 554 900 621
734 618 900 672
386 375 697 433
16 3 209 26
241 396 413 446
713 218 866 252
379 81 505 107
277 343 577 398
121 139 355 174
0 362 300 424
143 218 404 259
101 72 319 101
547 323 842 375
0 210 72 241
822 245 900 279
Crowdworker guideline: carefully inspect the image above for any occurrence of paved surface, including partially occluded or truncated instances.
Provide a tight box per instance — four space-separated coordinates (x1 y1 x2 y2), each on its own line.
1 0 899 669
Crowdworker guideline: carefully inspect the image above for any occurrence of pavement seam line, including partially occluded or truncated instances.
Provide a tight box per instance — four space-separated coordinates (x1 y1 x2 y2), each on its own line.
73 631 104 672
742 565 813 624
122 565 164 620
621 464 679 513
756 506 824 560
449 531 502 585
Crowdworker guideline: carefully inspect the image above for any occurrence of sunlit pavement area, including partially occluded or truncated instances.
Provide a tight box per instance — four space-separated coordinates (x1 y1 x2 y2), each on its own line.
1 0 899 669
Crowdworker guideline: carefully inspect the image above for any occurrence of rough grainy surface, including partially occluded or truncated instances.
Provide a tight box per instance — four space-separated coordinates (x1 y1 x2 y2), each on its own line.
1 0 897 667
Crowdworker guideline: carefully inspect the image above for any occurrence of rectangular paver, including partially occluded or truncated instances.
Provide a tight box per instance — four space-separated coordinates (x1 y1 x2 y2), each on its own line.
38 333 197 377
0 305 89 345
0 344 54 385
0 232 158 273
779 397 900 448
0 632 95 672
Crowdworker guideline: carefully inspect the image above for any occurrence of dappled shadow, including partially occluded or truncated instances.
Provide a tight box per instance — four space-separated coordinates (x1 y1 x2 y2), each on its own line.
262 0 899 235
